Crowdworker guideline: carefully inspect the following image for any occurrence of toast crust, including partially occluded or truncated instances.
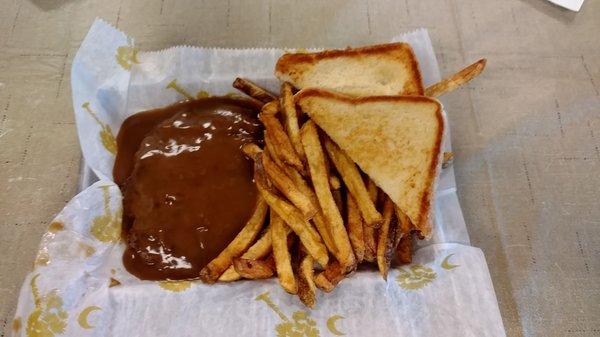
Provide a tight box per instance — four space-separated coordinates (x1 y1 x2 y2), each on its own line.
295 88 443 236
276 43 424 96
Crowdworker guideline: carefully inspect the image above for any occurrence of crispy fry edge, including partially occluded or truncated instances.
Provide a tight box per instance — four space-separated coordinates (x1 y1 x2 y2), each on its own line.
199 196 268 283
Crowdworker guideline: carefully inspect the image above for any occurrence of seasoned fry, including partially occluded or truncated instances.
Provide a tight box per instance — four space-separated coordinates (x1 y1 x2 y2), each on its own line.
260 112 304 171
264 132 285 167
347 193 365 264
199 196 269 283
241 143 263 158
219 224 274 282
233 77 278 103
262 150 317 220
324 137 382 227
244 144 317 221
311 211 337 255
332 187 344 216
247 146 336 256
396 233 413 265
314 260 346 292
254 156 329 267
300 121 355 269
281 165 338 255
425 59 487 97
314 273 334 293
232 257 275 279
271 212 297 294
271 156 338 255
296 251 317 308
395 206 413 237
363 178 379 262
442 151 454 169
329 175 341 190
376 196 396 280
281 82 306 161
260 100 279 115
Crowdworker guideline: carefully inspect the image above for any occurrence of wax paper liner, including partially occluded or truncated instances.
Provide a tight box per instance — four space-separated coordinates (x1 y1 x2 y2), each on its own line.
11 19 505 337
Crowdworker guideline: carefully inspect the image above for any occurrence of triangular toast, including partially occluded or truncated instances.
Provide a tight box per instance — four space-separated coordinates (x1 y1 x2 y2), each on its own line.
295 88 444 237
276 43 423 96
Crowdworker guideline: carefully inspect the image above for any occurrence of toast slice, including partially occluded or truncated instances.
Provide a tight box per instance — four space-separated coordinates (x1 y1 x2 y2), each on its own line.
295 89 443 237
275 43 424 96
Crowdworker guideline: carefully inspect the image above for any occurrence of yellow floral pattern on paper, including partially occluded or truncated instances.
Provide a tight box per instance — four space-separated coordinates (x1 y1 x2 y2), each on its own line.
276 311 319 337
326 315 346 336
26 275 68 337
82 102 117 155
116 45 139 71
109 278 121 287
90 185 121 243
47 222 64 233
158 280 192 292
34 250 50 267
396 264 437 290
256 292 320 337
441 254 460 270
12 317 22 334
77 306 101 329
166 79 211 100
196 90 210 99
78 243 96 257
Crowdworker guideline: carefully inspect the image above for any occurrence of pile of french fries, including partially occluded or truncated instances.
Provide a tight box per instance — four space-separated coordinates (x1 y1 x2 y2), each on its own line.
197 79 415 308
199 58 485 307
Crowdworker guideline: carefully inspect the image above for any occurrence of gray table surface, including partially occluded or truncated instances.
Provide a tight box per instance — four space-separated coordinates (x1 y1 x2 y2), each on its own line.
1 0 599 336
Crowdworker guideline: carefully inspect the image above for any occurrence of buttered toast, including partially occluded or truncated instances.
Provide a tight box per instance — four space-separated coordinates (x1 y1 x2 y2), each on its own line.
295 88 444 237
276 43 424 96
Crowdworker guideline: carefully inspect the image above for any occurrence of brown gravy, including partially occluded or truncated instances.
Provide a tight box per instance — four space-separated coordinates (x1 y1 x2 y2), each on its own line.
114 98 263 280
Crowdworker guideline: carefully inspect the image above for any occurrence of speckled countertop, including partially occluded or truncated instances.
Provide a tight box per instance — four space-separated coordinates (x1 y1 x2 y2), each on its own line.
1 1 599 336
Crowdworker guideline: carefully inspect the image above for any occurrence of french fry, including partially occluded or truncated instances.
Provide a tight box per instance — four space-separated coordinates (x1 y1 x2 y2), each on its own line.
254 156 329 267
281 82 306 161
281 165 338 255
243 143 317 221
366 178 379 200
332 187 344 216
314 273 334 293
362 178 379 262
311 211 337 256
245 145 336 256
347 193 365 264
219 224 273 282
271 212 297 294
300 121 355 269
232 257 275 279
199 196 269 283
260 112 304 172
376 196 397 280
270 153 338 255
262 150 317 220
329 175 342 190
395 206 413 237
296 250 317 308
324 137 382 227
265 134 340 258
241 143 263 158
425 59 487 97
396 233 413 265
314 260 346 292
233 77 278 103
